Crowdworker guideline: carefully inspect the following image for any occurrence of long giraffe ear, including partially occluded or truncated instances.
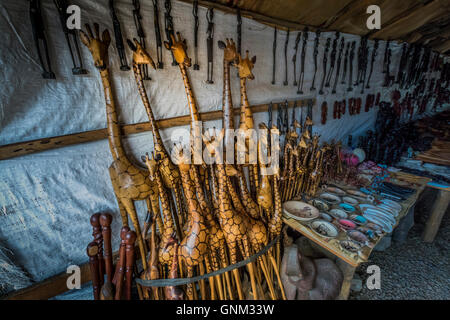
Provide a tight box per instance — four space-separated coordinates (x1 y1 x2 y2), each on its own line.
79 30 90 47
218 40 226 49
133 38 143 50
251 55 257 64
164 41 171 50
102 30 111 47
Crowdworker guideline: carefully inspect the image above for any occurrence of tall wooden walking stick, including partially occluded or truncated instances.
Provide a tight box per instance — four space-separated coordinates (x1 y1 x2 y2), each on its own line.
90 214 104 287
87 242 100 300
114 227 129 300
124 231 137 300
99 213 113 300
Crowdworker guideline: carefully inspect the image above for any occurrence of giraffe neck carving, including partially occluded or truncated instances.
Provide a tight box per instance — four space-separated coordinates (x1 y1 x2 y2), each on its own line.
216 164 236 219
223 60 234 131
132 63 168 159
269 176 282 238
100 69 130 163
153 164 176 237
179 64 200 124
239 78 254 130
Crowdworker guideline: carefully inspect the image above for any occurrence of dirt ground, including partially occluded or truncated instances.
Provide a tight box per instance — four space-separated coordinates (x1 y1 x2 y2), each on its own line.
351 188 450 300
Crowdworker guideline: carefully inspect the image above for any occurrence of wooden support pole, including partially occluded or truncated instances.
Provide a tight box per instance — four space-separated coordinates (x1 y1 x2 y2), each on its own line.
0 99 314 161
422 189 450 243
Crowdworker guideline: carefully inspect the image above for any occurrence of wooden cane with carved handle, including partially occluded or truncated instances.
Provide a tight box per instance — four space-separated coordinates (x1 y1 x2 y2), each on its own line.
100 213 114 300
124 230 137 300
87 242 100 300
90 213 104 287
114 226 130 300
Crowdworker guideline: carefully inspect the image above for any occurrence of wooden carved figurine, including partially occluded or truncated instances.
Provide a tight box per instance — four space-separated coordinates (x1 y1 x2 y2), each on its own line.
218 38 239 147
141 216 161 300
172 144 210 300
164 236 184 300
234 50 259 196
166 32 226 299
129 38 186 228
218 38 260 223
256 123 274 214
189 162 227 300
144 153 179 270
202 131 255 300
80 24 157 269
163 31 208 225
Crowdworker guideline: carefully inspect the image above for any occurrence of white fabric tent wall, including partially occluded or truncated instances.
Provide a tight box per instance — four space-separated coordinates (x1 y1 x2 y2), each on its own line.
0 0 447 285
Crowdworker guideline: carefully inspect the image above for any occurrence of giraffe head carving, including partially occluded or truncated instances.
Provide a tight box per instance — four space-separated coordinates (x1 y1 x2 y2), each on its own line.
164 32 191 67
236 50 256 80
80 23 111 71
143 153 158 182
172 143 191 172
299 136 308 148
218 38 239 64
127 38 156 69
304 116 313 127
202 128 224 163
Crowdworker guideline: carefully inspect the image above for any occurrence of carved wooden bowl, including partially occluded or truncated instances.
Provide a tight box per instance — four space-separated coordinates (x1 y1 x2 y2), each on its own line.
309 220 339 239
283 201 320 222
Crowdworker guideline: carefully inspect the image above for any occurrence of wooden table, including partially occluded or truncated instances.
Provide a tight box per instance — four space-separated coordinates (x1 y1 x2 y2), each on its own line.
409 153 450 242
283 172 430 300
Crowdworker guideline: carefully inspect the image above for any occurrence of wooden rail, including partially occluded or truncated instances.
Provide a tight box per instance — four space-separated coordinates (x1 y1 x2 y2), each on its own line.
0 99 314 161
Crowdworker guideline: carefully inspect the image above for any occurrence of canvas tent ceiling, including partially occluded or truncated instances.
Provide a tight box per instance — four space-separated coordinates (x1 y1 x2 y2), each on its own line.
182 0 450 53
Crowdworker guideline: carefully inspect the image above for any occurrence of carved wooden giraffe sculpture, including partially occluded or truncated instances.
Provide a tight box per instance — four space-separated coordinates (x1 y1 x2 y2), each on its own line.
164 32 209 216
218 38 239 149
218 38 260 223
164 238 184 300
128 38 187 229
165 33 227 299
144 153 179 272
190 164 227 300
80 23 155 270
234 50 259 197
212 127 279 300
202 130 258 300
256 123 273 215
140 215 160 300
205 130 282 300
172 144 209 300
